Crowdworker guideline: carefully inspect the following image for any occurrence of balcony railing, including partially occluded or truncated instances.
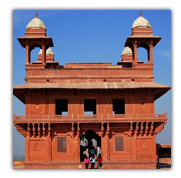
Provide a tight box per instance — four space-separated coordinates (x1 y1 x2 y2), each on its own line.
14 113 167 123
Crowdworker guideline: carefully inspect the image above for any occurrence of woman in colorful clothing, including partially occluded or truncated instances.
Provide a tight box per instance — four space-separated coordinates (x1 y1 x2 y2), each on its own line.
84 155 90 169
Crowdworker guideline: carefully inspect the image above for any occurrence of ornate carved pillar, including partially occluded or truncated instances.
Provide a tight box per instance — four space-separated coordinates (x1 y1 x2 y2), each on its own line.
129 122 133 136
150 122 154 135
135 122 139 136
43 123 45 136
71 122 74 138
38 123 40 138
145 122 149 135
140 122 144 136
48 123 51 136
32 123 35 137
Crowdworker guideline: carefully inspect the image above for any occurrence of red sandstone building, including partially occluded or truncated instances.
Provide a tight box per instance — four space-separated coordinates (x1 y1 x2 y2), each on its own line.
13 12 171 169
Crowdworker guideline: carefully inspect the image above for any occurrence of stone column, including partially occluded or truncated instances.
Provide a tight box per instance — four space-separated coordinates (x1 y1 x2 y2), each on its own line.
32 123 35 137
42 40 46 65
46 123 52 161
149 41 153 64
26 44 30 65
133 40 138 66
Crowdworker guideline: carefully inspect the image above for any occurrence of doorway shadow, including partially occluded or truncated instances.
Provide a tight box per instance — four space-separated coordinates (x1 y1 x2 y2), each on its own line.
80 130 101 162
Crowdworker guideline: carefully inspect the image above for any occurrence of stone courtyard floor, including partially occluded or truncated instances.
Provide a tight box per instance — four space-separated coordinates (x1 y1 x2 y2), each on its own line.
13 161 171 169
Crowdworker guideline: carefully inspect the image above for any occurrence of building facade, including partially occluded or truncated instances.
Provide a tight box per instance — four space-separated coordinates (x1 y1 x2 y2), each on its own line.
13 12 171 169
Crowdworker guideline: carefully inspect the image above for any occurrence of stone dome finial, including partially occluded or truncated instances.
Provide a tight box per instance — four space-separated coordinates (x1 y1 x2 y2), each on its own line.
121 47 132 56
26 13 46 29
132 13 151 28
39 48 54 55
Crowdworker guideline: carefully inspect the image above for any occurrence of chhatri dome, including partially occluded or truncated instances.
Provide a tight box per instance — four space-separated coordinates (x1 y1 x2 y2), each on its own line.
121 47 132 56
132 12 151 28
26 13 46 29
39 48 54 55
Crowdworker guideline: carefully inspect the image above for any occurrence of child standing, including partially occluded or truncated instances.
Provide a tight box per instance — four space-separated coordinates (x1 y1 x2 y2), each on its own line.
97 155 102 169
84 155 90 169
90 155 96 169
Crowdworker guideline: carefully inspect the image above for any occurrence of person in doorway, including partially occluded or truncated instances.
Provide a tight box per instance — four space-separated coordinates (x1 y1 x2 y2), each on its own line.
96 145 101 158
90 155 96 169
90 146 95 156
83 147 86 158
97 154 102 169
85 147 89 158
84 155 90 169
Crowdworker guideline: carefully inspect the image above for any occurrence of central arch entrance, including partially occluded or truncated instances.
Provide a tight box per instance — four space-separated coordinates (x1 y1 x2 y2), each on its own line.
80 130 101 162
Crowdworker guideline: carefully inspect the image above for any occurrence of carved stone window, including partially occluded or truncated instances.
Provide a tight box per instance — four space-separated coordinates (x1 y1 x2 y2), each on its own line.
57 137 66 152
115 136 124 151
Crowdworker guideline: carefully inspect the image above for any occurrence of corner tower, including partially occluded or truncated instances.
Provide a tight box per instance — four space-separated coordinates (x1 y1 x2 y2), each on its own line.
17 13 54 66
125 12 161 66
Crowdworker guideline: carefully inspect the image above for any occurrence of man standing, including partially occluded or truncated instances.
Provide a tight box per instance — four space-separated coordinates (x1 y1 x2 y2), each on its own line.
97 146 101 158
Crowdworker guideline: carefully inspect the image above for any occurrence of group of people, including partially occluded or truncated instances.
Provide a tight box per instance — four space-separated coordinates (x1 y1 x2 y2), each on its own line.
83 146 102 169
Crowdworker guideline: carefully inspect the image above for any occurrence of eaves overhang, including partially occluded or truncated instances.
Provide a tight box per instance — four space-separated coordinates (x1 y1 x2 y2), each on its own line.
13 82 171 104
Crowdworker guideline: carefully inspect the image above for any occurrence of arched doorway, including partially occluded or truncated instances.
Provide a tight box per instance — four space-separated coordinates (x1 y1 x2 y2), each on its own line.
80 130 101 162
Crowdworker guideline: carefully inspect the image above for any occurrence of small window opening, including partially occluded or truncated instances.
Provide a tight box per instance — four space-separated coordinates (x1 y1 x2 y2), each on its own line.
31 47 41 64
55 99 68 115
113 99 125 114
137 47 148 64
84 99 96 115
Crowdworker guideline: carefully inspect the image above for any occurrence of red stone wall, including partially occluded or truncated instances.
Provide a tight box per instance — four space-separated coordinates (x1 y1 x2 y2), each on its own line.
25 136 51 162
28 139 46 161
24 88 156 163
51 124 74 161
136 137 155 160
25 65 154 83
25 89 155 116
110 132 131 160
131 27 153 36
